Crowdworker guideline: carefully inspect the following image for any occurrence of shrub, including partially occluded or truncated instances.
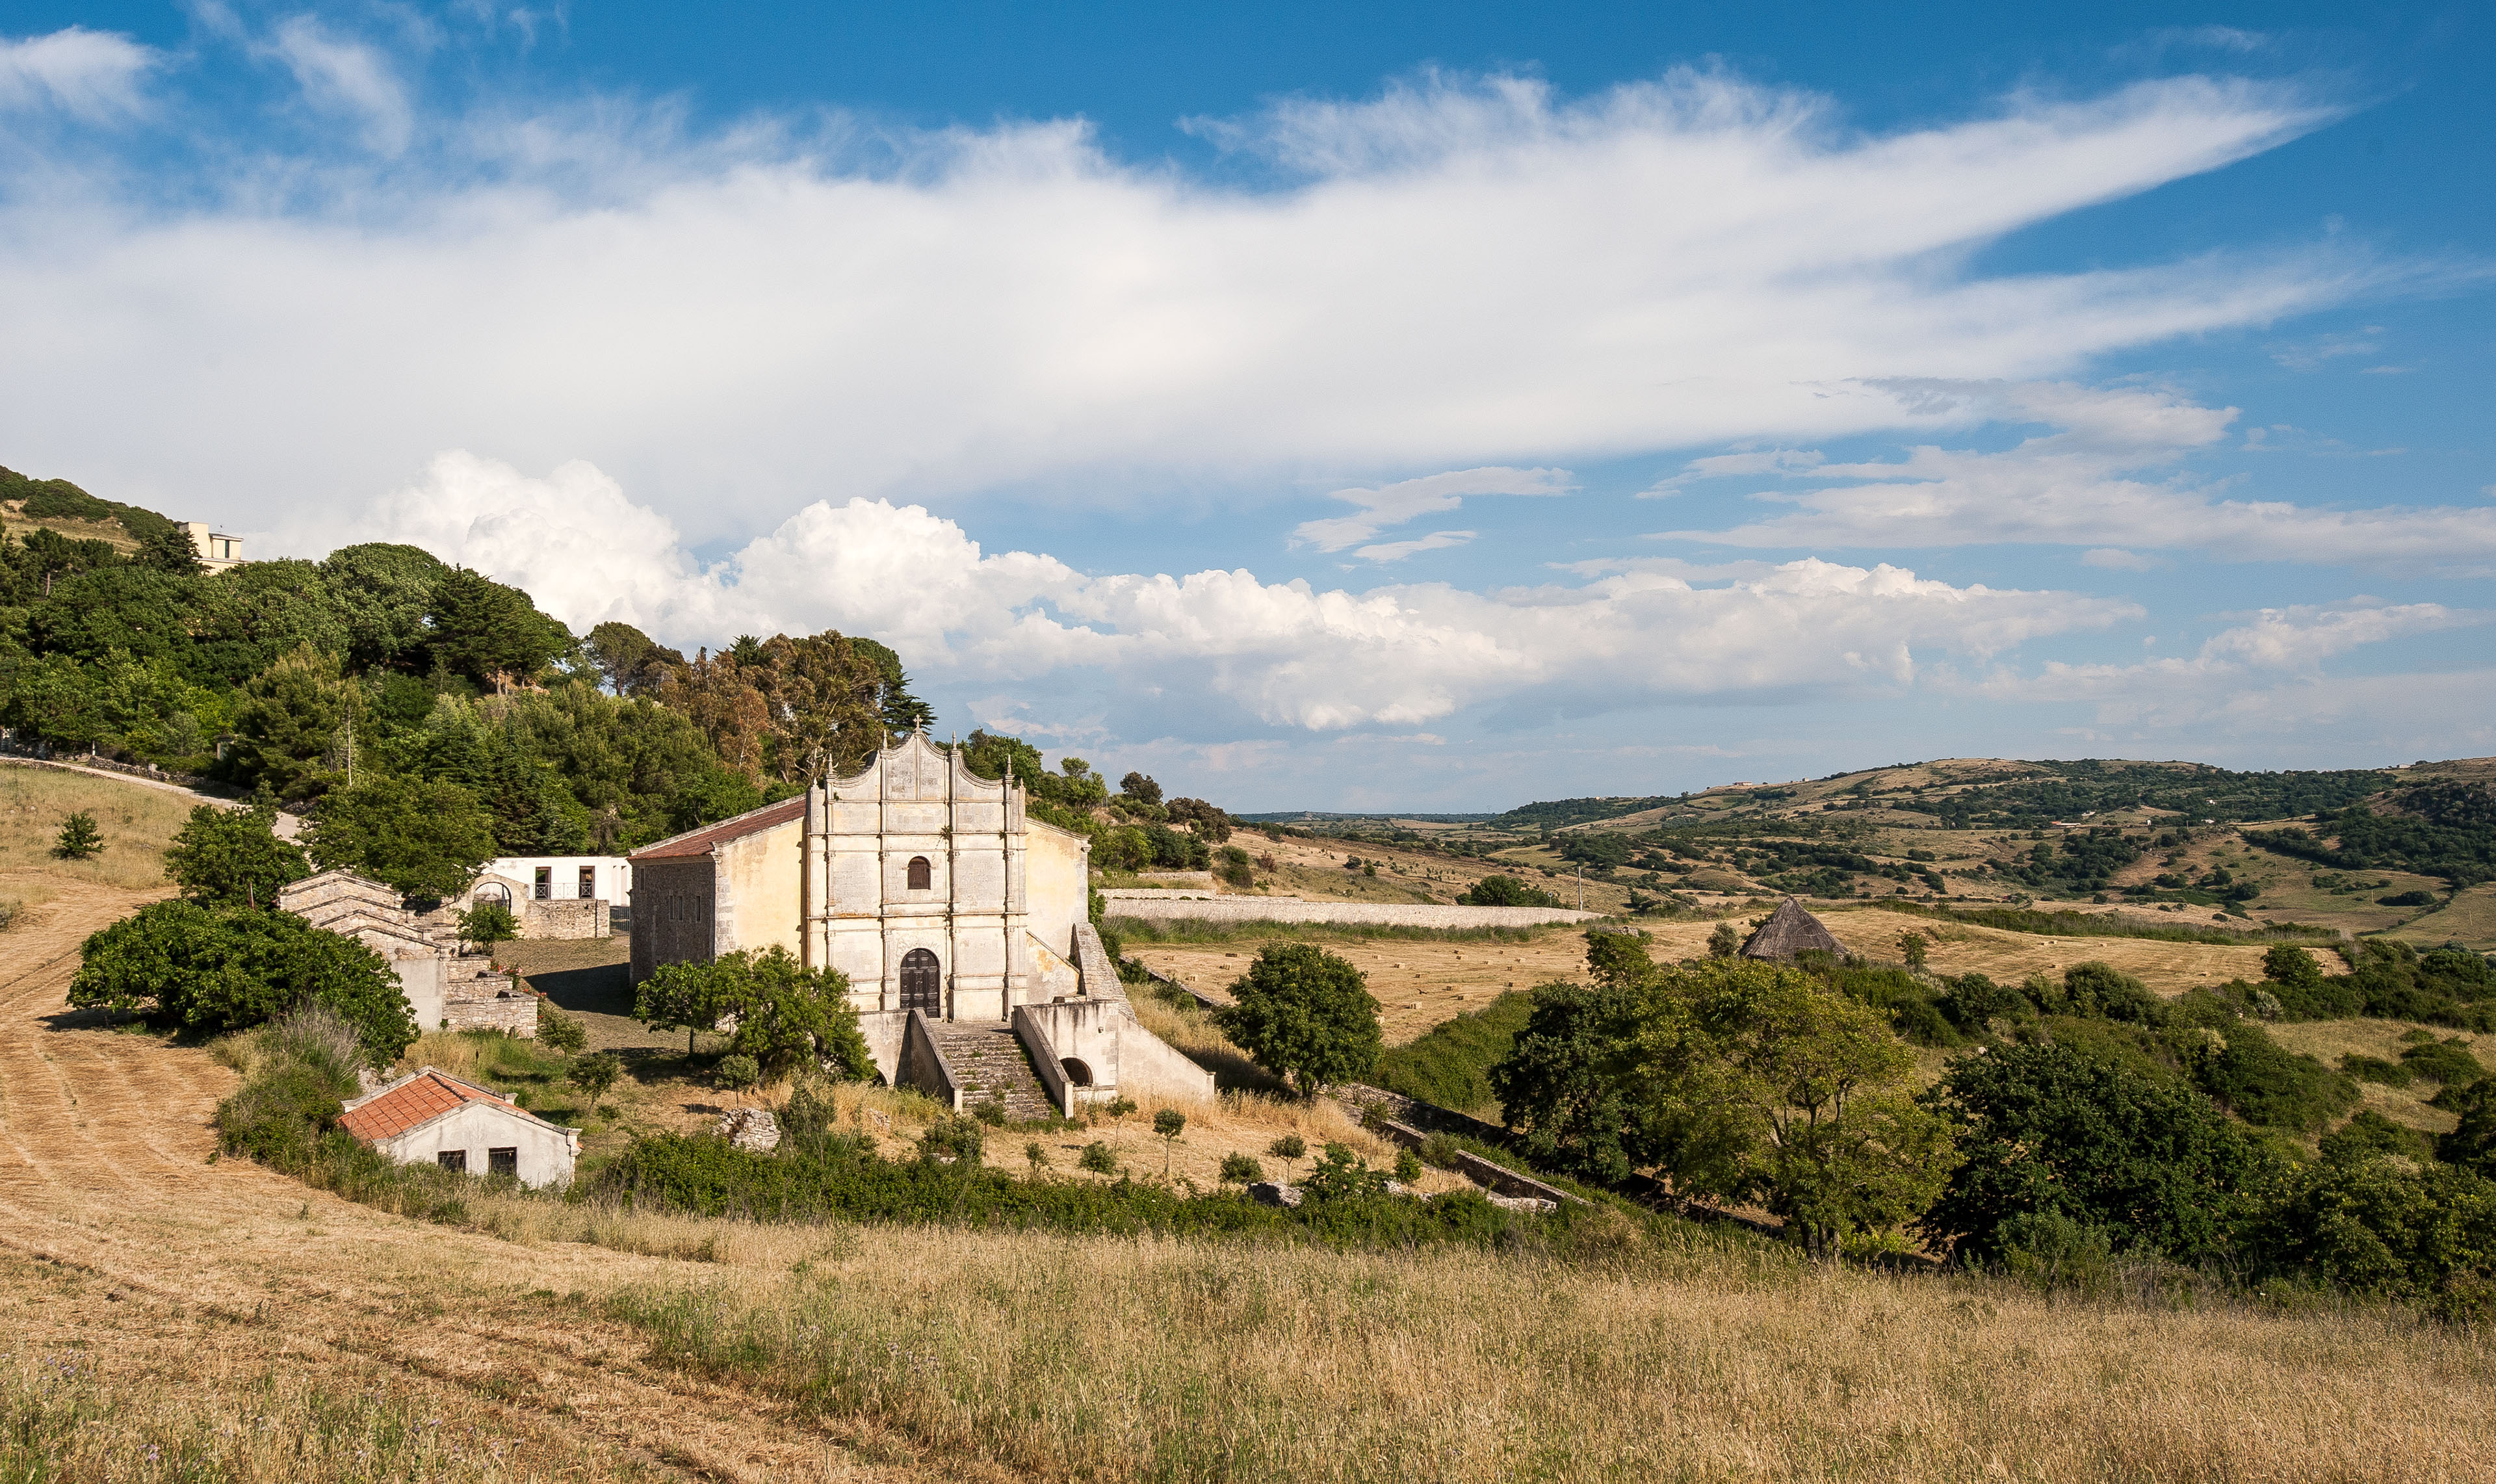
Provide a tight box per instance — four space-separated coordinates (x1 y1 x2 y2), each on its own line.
1996 1210 2115 1294
1393 1147 1424 1184
2188 1021 2356 1133
971 1100 1008 1126
2320 1110 2434 1165
69 900 415 1063
53 812 103 860
571 1052 621 1114
1419 1132 1461 1169
2247 1157 2496 1320
212 1004 365 1163
1026 1141 1049 1171
715 1054 760 1091
1078 1141 1118 1175
536 1006 587 1056
918 1115 986 1164
1300 1143 1388 1203
456 899 521 955
2379 891 2437 907
2400 1038 2486 1088
1266 1133 1305 1173
1459 875 1562 907
2339 1053 2412 1087
2438 1080 2496 1177
1218 1152 1263 1184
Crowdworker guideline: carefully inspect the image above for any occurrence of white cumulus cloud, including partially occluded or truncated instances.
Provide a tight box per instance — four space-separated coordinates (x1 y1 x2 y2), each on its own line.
317 452 2135 733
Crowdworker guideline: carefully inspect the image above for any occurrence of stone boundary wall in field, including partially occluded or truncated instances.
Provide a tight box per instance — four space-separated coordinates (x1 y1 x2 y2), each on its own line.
1103 899 1606 930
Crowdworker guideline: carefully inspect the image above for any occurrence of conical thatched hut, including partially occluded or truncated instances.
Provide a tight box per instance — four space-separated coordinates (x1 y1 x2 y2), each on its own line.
1739 896 1847 962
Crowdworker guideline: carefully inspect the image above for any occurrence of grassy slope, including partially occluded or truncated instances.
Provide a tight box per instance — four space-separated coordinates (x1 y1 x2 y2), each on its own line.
0 762 187 911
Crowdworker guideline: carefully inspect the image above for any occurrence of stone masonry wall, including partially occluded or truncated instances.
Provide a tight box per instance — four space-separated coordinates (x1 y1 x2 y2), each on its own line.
522 898 608 941
1101 899 1605 930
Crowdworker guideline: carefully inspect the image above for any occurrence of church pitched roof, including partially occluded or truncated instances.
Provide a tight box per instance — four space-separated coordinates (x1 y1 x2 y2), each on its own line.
629 796 807 861
1739 897 1847 961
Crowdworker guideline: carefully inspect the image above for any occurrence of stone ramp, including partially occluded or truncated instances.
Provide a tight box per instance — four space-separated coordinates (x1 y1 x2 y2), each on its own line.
930 1022 1057 1121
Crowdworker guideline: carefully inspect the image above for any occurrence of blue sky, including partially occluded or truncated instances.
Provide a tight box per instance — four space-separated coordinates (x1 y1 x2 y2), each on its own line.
2 3 2491 809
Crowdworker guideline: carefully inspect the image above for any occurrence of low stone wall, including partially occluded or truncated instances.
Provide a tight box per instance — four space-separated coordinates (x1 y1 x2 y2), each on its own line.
522 898 608 940
445 980 540 1036
1105 900 1606 929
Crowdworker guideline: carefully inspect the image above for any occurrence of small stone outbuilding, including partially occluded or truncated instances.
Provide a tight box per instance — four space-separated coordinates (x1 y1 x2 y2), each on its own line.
339 1067 578 1188
279 868 542 1035
1739 896 1849 962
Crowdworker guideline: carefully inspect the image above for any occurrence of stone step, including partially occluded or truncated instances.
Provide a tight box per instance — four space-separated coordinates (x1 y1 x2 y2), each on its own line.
930 1023 1058 1120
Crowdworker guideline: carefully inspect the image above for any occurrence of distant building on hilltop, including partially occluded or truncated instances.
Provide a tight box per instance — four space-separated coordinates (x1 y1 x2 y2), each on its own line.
180 521 243 572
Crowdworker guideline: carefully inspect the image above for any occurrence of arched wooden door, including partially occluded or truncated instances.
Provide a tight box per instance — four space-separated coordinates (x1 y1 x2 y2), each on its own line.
899 948 943 1015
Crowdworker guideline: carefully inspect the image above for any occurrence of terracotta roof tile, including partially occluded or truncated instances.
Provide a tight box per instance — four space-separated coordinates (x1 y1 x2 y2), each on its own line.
338 1069 514 1143
628 796 805 861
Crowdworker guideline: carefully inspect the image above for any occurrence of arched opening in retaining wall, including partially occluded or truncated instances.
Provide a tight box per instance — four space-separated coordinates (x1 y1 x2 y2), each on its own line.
1060 1058 1094 1087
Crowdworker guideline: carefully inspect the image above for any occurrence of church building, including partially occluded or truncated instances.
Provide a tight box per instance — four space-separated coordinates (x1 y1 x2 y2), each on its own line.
627 733 1208 1108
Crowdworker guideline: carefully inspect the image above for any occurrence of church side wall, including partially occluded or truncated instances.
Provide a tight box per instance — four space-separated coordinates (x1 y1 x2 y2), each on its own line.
716 817 803 962
1024 823 1089 972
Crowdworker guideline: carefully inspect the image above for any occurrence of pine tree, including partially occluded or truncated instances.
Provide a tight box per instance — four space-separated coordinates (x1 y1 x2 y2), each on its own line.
53 812 104 860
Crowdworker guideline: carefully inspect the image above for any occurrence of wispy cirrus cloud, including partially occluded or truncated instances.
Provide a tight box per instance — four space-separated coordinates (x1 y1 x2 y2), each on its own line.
1293 467 1572 553
0 56 2377 543
0 26 156 120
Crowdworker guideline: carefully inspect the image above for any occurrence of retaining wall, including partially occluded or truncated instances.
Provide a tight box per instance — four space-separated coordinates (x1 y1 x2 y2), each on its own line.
1104 899 1606 929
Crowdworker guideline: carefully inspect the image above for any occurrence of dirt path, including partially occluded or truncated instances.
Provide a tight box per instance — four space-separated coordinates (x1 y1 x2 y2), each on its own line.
0 882 976 1483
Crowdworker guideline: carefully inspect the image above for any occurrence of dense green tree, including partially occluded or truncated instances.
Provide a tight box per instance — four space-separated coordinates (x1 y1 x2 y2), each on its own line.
1119 772 1164 807
584 620 682 697
318 543 451 671
425 567 570 689
848 634 935 735
633 947 872 1077
68 900 415 1062
410 696 588 853
303 774 497 899
25 565 200 666
1489 977 1649 1182
635 958 730 1058
226 645 359 801
2185 1019 2358 1133
1918 1041 2274 1264
1 651 101 747
164 804 309 907
1632 957 1955 1255
1212 943 1383 1097
133 524 205 575
192 560 352 684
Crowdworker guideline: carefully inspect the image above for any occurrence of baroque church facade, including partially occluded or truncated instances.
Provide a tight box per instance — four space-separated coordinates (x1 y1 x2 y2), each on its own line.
629 731 1091 1021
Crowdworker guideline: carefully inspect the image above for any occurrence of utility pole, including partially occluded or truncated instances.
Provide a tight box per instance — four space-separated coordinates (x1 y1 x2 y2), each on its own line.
1576 866 1583 910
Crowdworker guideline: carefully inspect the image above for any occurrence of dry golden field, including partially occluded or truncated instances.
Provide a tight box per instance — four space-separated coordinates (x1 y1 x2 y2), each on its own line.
8 777 2496 1482
0 761 190 907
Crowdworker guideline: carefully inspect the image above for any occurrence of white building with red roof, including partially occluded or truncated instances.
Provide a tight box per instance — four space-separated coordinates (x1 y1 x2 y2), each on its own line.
339 1067 580 1188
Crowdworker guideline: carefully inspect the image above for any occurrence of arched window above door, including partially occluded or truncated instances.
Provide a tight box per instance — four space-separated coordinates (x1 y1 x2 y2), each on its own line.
906 855 932 891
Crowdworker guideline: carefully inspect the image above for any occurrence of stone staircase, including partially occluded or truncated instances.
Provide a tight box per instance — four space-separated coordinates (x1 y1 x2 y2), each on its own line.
930 1022 1058 1121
